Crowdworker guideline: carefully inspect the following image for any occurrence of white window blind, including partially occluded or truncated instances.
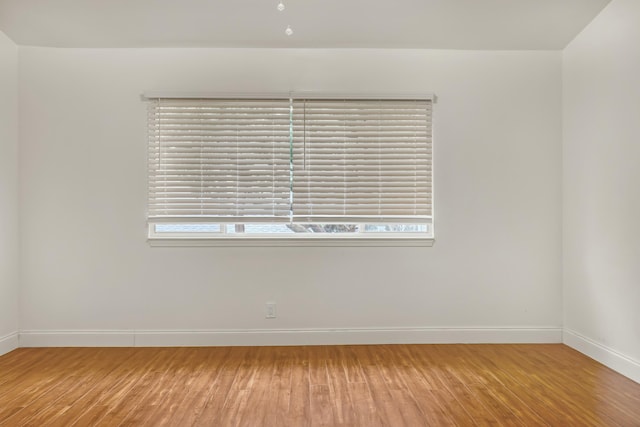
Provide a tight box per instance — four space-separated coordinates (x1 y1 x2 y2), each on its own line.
147 95 433 240
291 99 432 224
148 98 291 223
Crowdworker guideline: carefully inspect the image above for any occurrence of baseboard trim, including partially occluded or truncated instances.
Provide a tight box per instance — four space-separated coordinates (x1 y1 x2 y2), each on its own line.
563 329 640 384
19 331 135 347
18 327 562 348
0 332 19 356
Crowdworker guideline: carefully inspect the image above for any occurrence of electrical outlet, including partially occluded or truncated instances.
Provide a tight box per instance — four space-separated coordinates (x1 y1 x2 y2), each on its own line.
265 302 277 319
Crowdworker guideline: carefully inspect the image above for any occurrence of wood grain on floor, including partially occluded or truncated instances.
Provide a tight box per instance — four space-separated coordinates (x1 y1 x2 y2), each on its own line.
0 344 639 426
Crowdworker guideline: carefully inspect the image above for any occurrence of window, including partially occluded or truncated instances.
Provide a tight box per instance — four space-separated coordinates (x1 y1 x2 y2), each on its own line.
146 94 433 245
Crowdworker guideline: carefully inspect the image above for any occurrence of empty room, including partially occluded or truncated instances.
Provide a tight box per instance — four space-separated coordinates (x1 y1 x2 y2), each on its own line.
0 0 639 425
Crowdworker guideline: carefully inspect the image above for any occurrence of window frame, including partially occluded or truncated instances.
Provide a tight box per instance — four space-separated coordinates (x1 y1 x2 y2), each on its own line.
144 92 435 247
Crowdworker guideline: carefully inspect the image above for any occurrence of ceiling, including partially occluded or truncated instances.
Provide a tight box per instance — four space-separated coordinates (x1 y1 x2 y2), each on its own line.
0 0 611 50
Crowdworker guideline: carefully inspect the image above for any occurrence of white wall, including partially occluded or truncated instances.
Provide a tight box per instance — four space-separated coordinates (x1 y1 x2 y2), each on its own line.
563 0 640 382
0 30 19 355
18 48 563 345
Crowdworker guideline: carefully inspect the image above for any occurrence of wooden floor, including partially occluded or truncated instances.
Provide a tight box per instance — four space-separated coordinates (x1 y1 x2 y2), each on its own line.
0 345 639 426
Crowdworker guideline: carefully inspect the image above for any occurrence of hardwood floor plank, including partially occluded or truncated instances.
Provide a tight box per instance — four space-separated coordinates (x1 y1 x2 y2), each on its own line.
361 347 443 426
308 346 329 387
309 384 335 426
235 347 279 427
13 374 98 426
287 348 311 427
345 381 384 427
481 383 548 426
262 347 294 426
119 348 203 426
0 344 638 427
402 345 503 426
154 348 230 426
467 384 525 427
0 348 59 389
70 349 171 426
466 345 615 426
214 348 265 427
337 346 366 384
0 348 111 425
0 348 72 407
192 347 250 426
51 349 156 426
325 349 357 426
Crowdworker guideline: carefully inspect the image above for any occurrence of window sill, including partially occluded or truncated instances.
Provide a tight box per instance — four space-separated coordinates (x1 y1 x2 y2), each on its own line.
147 236 435 247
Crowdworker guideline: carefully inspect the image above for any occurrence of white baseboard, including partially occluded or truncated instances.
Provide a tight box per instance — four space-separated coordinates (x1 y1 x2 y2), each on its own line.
19 330 135 347
0 332 19 356
18 327 562 348
563 329 640 384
